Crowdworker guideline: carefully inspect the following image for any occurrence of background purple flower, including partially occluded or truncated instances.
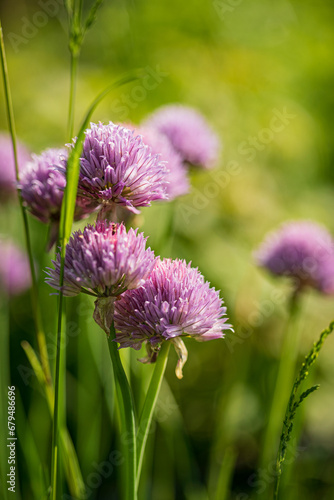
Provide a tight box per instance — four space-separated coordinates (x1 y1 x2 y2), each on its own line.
114 258 232 376
136 126 190 199
0 240 31 297
0 132 31 201
20 148 95 248
143 104 221 169
255 221 334 294
20 148 68 224
76 122 168 218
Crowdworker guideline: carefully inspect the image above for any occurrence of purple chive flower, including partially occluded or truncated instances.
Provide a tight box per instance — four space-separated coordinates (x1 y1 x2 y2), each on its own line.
20 148 67 224
255 221 334 294
137 126 190 199
45 221 157 332
143 104 221 169
114 258 232 378
0 133 31 201
0 240 31 297
76 122 168 219
19 148 95 249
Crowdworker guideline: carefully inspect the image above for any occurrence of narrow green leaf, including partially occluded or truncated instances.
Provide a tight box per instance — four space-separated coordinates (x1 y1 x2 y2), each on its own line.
59 71 140 247
51 71 139 500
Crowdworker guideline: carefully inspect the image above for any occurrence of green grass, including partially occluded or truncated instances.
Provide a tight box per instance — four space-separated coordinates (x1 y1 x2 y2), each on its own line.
1 0 334 498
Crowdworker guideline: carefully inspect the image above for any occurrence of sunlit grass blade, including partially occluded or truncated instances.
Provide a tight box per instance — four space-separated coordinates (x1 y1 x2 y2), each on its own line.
50 71 139 499
60 71 140 245
273 320 334 499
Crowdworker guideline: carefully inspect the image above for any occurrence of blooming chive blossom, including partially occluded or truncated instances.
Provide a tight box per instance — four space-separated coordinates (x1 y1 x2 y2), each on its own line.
136 126 190 199
20 148 68 224
0 133 31 200
0 240 31 297
143 104 221 169
255 221 334 294
45 221 157 332
114 258 232 378
20 148 95 249
76 122 168 219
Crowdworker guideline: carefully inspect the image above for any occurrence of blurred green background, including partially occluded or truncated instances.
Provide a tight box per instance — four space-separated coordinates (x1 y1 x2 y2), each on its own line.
1 0 334 499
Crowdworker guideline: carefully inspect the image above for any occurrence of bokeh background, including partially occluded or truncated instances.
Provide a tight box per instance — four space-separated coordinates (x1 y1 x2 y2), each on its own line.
1 0 334 499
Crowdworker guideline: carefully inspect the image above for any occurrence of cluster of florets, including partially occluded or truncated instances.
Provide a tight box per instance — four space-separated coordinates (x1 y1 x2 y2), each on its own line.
114 258 232 377
46 220 231 376
46 221 156 297
19 147 96 248
3 108 229 376
15 106 220 248
20 148 68 224
255 221 334 295
75 122 168 216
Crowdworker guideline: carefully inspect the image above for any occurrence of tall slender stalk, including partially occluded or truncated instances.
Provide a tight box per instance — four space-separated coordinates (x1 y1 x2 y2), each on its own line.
214 446 237 500
258 291 301 494
68 52 78 141
50 70 138 498
0 20 51 384
50 282 66 500
108 323 137 500
136 342 170 486
50 3 85 495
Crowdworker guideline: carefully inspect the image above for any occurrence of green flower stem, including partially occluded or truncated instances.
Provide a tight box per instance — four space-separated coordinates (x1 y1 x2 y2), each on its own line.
214 446 238 500
68 50 78 141
50 3 85 493
50 69 138 499
0 20 51 385
50 291 65 500
136 341 170 487
108 323 137 500
258 292 301 483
